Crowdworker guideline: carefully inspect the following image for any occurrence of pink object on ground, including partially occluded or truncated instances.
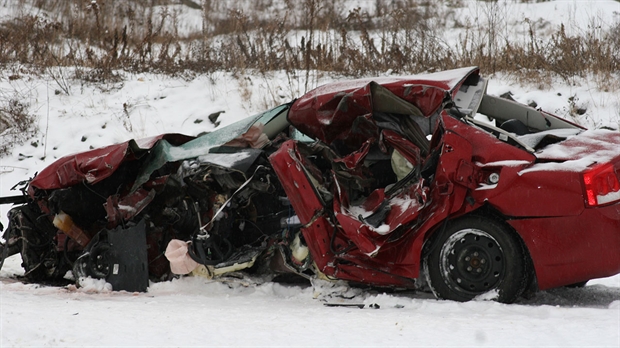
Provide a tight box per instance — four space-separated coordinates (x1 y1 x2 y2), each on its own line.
165 239 199 275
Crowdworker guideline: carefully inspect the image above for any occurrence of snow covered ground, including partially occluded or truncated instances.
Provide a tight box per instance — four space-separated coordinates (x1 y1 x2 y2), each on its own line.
1 0 620 347
1 254 619 347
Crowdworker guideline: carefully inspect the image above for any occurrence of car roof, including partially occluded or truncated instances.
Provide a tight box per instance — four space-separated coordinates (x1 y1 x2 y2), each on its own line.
288 67 480 145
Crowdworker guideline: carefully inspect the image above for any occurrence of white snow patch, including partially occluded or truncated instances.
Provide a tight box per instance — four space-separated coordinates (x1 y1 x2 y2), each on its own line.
74 277 113 293
597 190 620 205
477 160 531 168
345 204 373 219
476 183 498 191
197 151 253 168
518 128 583 149
474 289 500 301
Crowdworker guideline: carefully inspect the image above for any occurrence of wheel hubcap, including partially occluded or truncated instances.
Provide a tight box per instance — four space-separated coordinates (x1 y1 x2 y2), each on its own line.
441 229 505 294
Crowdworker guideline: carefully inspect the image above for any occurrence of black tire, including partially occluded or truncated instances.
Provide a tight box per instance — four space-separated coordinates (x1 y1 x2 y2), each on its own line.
424 215 529 303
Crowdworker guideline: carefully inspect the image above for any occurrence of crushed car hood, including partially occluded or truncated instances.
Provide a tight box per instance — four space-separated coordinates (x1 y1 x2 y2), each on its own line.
29 104 290 193
29 134 194 191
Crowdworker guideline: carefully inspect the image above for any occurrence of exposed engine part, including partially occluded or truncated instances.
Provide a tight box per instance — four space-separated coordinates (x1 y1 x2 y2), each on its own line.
188 234 233 266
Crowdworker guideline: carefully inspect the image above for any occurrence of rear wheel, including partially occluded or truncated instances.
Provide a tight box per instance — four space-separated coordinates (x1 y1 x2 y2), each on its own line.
424 215 529 303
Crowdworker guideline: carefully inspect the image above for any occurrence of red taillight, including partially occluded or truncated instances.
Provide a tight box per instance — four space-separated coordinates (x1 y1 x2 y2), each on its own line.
583 163 620 206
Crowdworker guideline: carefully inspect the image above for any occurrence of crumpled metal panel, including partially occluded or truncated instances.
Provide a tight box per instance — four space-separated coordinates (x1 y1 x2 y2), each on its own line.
269 140 327 224
104 189 156 227
30 142 132 191
333 180 427 256
28 134 193 192
288 67 479 147
269 135 432 284
28 103 289 193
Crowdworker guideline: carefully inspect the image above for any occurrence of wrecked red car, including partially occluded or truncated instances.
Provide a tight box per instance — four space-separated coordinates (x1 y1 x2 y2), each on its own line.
1 67 619 303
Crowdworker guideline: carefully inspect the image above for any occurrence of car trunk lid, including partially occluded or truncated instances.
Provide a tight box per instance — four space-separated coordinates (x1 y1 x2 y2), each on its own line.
534 129 620 164
530 129 620 207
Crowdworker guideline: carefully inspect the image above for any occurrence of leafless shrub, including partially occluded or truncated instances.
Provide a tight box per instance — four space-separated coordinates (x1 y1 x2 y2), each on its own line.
0 0 616 92
0 96 36 157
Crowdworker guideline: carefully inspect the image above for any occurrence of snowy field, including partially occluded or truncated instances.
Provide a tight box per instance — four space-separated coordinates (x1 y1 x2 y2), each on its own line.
1 0 620 347
1 253 619 347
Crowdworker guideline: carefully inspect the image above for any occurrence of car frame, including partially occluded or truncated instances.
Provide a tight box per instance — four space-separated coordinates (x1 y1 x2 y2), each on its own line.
1 67 619 303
